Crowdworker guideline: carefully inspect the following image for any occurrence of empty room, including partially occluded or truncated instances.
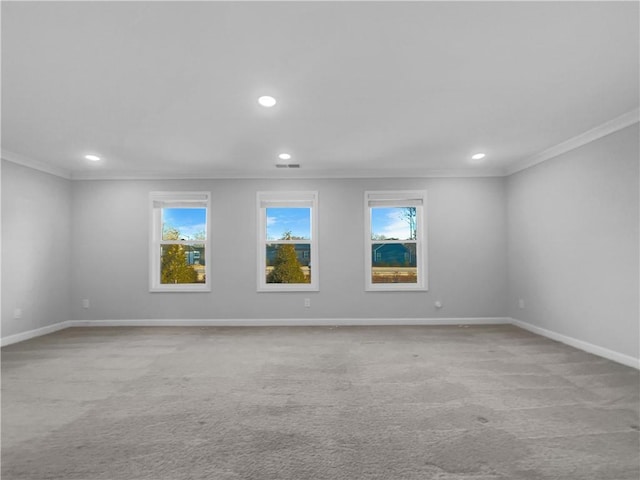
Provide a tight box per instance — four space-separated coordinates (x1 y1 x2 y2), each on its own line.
1 1 638 479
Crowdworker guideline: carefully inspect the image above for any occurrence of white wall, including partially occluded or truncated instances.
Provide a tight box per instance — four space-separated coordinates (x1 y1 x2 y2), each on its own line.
3 122 638 364
70 177 507 320
1 160 72 337
507 124 640 359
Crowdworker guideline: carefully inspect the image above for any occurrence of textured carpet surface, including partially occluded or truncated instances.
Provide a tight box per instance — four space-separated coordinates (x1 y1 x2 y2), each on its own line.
1 325 639 480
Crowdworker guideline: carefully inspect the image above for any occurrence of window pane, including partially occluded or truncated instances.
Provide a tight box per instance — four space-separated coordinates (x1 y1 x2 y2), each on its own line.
266 207 311 241
371 243 417 284
265 243 311 284
371 207 416 240
162 208 207 240
161 244 206 284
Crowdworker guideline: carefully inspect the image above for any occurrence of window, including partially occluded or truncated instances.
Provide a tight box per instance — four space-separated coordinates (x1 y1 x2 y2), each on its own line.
257 191 319 291
149 192 210 292
365 190 427 291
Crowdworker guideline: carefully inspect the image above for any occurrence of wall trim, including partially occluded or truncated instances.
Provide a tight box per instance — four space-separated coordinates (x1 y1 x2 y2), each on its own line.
0 321 72 347
0 153 505 180
511 318 639 370
68 317 511 328
506 108 640 176
2 318 638 370
3 110 637 182
1 149 72 179
68 168 507 181
1 317 509 346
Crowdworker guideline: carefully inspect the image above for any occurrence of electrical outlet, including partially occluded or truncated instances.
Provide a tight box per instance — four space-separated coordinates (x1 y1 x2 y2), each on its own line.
13 308 22 319
518 298 525 309
304 298 311 308
82 299 90 309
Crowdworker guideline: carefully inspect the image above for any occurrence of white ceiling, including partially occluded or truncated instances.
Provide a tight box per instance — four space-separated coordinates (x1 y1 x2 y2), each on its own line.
2 1 638 179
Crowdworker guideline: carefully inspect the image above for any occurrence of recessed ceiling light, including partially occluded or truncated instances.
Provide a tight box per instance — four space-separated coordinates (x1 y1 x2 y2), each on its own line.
84 154 101 162
278 153 291 160
258 96 276 107
471 153 486 161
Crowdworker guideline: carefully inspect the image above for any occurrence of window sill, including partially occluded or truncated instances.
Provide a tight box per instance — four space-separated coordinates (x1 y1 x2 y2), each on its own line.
150 285 211 293
258 284 319 293
365 285 427 292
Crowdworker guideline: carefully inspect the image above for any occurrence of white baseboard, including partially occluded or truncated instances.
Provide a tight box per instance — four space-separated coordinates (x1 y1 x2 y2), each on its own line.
0 321 71 347
511 318 640 370
68 317 511 328
2 317 638 370
1 317 510 346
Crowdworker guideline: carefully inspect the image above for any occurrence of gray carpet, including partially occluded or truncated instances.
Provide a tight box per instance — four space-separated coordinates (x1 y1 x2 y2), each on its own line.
1 325 639 480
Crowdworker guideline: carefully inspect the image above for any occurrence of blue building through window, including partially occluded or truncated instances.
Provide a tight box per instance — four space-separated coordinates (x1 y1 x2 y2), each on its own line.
266 244 311 267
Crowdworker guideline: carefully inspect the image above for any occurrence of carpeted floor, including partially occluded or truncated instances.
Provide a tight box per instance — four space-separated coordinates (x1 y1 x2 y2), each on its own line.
1 325 639 480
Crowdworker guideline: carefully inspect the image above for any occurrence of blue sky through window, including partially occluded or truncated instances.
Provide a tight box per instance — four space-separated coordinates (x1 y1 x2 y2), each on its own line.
371 207 414 240
266 207 311 240
162 208 207 240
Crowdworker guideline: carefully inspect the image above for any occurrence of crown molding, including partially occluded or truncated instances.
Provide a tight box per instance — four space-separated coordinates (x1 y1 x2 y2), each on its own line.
1 149 72 179
4 108 637 181
69 167 507 181
0 151 505 180
505 108 640 176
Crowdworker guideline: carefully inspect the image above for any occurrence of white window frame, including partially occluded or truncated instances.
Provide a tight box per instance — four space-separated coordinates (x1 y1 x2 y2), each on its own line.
365 190 427 292
149 191 211 292
257 191 319 292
